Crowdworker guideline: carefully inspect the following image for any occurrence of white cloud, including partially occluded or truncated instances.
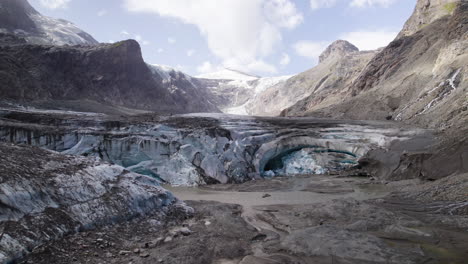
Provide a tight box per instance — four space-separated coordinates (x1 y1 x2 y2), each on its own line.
197 61 218 74
120 30 130 36
168 37 176 44
157 48 164 53
339 29 398 50
310 0 337 10
264 0 304 29
142 40 151 45
186 49 196 57
135 35 143 41
38 0 70 9
349 0 396 8
124 0 303 74
97 9 108 16
293 41 329 61
310 0 396 10
279 53 290 66
175 65 186 71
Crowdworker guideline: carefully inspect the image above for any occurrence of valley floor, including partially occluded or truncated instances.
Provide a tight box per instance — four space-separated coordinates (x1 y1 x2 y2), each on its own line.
20 174 468 264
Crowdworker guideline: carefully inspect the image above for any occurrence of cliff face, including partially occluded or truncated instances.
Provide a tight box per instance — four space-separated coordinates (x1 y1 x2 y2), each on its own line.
0 35 219 114
285 0 467 131
398 0 460 38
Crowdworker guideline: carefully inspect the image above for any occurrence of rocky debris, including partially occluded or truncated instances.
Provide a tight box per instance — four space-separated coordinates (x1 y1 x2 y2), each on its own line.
0 142 191 263
397 172 468 215
19 176 468 264
21 201 260 264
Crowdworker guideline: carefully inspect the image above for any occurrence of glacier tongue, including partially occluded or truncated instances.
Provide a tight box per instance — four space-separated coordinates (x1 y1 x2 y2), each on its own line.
0 109 432 186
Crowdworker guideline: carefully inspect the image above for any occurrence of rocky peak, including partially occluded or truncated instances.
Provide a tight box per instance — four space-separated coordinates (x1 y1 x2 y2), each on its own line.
398 0 461 38
0 0 39 32
319 40 359 63
0 0 97 45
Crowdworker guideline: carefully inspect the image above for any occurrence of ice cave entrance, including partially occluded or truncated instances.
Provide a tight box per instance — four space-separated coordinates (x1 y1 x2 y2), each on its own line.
262 147 358 177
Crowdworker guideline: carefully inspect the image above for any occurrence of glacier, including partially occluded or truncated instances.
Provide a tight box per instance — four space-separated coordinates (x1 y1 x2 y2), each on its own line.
0 108 432 186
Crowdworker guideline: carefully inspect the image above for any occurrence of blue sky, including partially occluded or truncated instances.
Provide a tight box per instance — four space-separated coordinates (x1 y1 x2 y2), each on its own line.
29 0 416 77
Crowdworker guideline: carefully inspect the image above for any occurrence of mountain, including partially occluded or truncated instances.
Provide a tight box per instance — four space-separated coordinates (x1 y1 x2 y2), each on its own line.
0 0 219 114
283 0 467 131
251 40 377 116
0 0 97 45
0 35 219 114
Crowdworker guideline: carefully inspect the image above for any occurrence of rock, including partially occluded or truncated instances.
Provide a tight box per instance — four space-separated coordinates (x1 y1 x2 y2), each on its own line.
204 221 212 226
153 237 165 246
133 248 140 254
319 40 359 63
262 193 271 198
139 252 150 258
177 227 192 236
119 250 132 256
164 236 173 243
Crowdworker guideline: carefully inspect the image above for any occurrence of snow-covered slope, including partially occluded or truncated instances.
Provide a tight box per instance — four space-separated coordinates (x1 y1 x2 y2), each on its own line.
196 69 293 115
222 75 293 115
0 0 97 45
148 64 193 82
194 68 295 116
197 68 260 81
26 13 98 45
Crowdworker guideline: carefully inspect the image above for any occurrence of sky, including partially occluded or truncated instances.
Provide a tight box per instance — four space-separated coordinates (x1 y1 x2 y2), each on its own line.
29 0 416 77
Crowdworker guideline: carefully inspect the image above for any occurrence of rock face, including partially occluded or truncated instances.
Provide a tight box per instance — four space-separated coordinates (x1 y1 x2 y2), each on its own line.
285 0 467 131
398 0 460 38
318 40 359 63
0 35 219 114
0 0 98 45
0 142 189 263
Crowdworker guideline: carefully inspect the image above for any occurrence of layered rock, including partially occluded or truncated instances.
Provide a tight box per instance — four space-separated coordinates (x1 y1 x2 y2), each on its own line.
0 142 189 263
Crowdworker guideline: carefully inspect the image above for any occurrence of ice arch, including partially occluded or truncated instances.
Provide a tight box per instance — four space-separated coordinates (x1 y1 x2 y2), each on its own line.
253 136 369 175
